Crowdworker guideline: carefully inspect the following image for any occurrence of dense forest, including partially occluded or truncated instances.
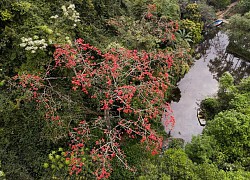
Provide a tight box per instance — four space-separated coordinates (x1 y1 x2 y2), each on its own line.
0 0 249 179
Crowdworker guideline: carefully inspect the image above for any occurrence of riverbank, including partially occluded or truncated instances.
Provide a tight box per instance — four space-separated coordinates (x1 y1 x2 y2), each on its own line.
226 41 250 62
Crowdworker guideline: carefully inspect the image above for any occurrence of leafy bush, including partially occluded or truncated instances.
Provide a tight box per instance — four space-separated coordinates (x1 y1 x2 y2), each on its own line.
187 74 250 173
207 0 230 10
180 19 203 44
200 98 220 120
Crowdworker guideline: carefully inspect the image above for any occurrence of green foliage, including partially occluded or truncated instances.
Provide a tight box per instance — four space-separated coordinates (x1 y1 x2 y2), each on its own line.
176 29 193 47
197 1 216 25
153 0 180 20
138 161 171 180
226 41 250 62
200 98 220 120
139 146 250 180
180 19 203 44
227 12 250 61
185 135 223 164
108 16 159 50
226 170 250 179
184 3 201 22
229 93 250 114
167 138 185 149
11 1 32 15
187 75 250 175
207 0 230 10
43 148 68 178
0 161 6 180
194 163 227 180
0 90 67 179
204 110 250 163
138 148 197 180
236 0 250 14
129 0 150 18
160 149 198 180
217 72 235 109
0 9 13 21
110 139 153 179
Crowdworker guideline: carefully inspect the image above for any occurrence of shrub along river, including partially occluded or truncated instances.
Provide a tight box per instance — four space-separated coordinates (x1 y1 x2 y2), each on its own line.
163 31 250 143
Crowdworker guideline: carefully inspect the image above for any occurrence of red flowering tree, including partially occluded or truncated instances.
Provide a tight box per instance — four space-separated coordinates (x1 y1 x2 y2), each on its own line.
11 37 179 178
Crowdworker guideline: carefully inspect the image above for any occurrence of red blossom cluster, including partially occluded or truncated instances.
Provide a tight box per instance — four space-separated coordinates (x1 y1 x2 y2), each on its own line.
12 73 68 126
144 3 179 43
145 4 156 19
12 74 43 98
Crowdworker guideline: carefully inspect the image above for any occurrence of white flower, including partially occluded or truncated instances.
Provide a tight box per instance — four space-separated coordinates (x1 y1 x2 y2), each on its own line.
50 14 59 19
20 43 27 47
22 38 28 42
31 50 36 53
48 39 53 44
61 3 80 23
63 12 69 16
68 4 75 9
21 37 26 42
61 5 67 12
28 41 34 45
0 171 5 177
25 47 31 51
33 40 39 45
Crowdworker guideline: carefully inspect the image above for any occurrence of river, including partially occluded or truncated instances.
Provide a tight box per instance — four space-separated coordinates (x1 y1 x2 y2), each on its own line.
164 31 250 143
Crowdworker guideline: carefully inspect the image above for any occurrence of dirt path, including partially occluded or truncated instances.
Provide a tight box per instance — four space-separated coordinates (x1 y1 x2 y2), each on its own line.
216 1 239 23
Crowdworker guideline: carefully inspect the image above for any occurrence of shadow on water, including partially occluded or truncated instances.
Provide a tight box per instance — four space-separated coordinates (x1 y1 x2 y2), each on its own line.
163 31 250 143
205 32 250 83
169 87 181 103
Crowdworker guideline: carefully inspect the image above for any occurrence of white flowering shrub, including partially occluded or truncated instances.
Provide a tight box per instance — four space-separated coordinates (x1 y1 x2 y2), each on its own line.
61 4 80 26
21 3 80 50
0 161 5 180
0 171 5 179
20 36 48 53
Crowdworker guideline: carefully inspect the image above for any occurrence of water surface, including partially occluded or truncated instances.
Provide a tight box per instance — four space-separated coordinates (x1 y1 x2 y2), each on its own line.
164 32 250 142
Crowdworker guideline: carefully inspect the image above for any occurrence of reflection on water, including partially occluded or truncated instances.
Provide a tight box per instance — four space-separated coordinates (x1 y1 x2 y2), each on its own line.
209 56 250 83
206 32 250 83
163 32 250 143
169 87 181 103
